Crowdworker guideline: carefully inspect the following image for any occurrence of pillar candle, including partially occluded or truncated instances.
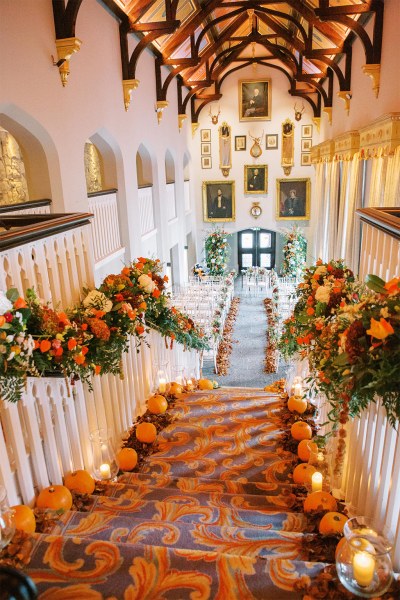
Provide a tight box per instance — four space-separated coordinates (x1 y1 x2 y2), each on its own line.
311 471 323 492
353 551 375 587
100 463 111 480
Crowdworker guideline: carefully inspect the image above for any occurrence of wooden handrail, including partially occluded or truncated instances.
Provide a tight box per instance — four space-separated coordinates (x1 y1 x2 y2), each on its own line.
0 212 94 250
357 207 400 241
0 199 52 214
87 188 117 198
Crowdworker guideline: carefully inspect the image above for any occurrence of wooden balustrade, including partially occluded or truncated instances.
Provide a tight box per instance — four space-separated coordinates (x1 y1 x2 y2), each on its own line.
138 185 155 236
87 189 125 265
0 199 51 215
166 182 177 221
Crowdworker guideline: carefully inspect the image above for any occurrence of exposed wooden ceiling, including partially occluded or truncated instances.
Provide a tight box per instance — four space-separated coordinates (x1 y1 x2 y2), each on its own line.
52 1 384 122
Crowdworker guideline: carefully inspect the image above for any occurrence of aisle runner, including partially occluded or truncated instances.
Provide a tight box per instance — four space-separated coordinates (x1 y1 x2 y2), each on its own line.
25 389 326 599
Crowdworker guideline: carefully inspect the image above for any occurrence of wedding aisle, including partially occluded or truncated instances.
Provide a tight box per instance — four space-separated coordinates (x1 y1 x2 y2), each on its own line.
203 286 288 387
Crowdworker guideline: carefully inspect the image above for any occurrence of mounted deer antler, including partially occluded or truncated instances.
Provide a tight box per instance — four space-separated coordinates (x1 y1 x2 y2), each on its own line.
209 104 221 124
294 102 305 121
248 130 264 158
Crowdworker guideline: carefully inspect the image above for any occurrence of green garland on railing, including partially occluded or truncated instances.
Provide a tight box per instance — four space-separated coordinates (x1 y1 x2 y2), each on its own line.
278 260 400 429
0 257 209 403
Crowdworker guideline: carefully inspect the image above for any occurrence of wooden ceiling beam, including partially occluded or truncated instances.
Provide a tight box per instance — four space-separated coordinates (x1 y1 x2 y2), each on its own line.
52 0 84 39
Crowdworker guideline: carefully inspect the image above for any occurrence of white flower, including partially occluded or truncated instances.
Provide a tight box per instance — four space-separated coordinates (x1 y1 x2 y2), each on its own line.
380 307 389 318
138 274 156 294
314 266 327 277
315 285 331 304
0 291 13 314
23 335 35 356
82 289 113 312
6 334 14 343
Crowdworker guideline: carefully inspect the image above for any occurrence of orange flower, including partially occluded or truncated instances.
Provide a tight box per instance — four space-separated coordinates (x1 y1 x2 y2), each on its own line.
384 277 400 295
68 338 77 351
136 325 145 335
171 307 177 314
306 307 315 316
54 347 63 357
306 296 314 305
315 322 324 331
163 275 169 282
139 302 147 310
0 316 5 327
81 323 88 331
121 267 131 277
316 259 323 266
74 354 85 365
40 340 51 353
152 288 161 298
94 365 101 375
14 297 27 309
170 333 176 340
296 336 304 344
81 346 89 355
136 262 144 271
366 317 394 340
58 312 69 325
128 310 136 320
95 310 106 318
327 264 333 272
138 257 147 264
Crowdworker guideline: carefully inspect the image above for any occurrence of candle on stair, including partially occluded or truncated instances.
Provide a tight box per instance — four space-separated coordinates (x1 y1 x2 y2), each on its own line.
158 378 167 393
353 551 375 587
311 471 323 492
293 383 302 396
99 463 111 480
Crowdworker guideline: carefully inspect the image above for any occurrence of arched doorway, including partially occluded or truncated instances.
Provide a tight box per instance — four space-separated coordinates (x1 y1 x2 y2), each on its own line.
237 228 276 271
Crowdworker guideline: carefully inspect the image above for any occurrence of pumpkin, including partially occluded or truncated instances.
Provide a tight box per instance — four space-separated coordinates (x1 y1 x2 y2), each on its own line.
287 395 308 414
291 421 312 441
169 382 183 396
11 505 36 534
292 463 317 485
117 447 138 471
297 439 318 462
148 395 168 415
36 485 73 512
198 379 214 391
136 422 157 444
64 470 95 495
303 491 338 514
319 512 348 535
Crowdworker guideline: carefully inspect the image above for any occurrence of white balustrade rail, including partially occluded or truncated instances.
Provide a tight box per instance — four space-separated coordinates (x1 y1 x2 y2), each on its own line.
184 180 190 213
0 199 51 216
88 190 124 264
138 186 155 236
166 182 177 221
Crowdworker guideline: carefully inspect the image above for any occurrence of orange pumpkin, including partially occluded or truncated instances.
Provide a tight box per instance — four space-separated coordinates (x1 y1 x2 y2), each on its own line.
148 395 168 414
291 421 312 441
297 439 318 462
36 485 73 512
292 463 317 485
287 395 308 414
169 382 183 396
117 447 138 471
64 470 95 495
303 491 338 514
11 505 36 533
198 379 214 391
136 422 157 444
319 511 348 535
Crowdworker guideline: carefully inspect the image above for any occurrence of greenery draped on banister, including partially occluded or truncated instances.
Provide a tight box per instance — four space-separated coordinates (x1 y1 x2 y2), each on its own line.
0 257 209 403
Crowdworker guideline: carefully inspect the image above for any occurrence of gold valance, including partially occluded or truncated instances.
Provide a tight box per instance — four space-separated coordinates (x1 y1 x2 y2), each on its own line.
334 131 360 161
310 144 320 164
318 140 335 162
359 113 400 157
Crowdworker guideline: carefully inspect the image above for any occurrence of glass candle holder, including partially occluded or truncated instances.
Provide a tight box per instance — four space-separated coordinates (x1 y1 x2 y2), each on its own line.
0 485 15 550
186 371 197 392
308 447 332 491
89 429 119 481
336 516 393 597
154 363 170 395
172 365 186 387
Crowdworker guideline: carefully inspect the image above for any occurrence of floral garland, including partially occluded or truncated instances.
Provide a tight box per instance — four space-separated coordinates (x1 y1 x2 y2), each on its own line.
215 297 240 375
0 258 209 403
278 260 400 432
264 291 279 373
204 228 231 276
281 226 307 278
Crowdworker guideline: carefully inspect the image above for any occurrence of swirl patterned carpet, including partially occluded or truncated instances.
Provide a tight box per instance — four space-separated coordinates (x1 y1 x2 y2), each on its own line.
24 389 326 599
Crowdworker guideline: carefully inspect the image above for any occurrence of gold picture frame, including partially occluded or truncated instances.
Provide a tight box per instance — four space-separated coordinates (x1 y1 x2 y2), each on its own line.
201 156 212 169
239 79 271 121
276 178 311 220
203 181 235 222
235 135 246 151
244 165 268 194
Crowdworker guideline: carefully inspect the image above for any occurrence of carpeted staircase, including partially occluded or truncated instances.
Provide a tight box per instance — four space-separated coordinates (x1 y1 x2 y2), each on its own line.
24 389 328 599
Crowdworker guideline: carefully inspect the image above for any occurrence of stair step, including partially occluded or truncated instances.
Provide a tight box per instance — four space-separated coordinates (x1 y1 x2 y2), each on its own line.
28 532 326 600
55 510 310 560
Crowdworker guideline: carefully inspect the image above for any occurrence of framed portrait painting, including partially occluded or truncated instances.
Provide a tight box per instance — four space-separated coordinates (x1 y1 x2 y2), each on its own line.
276 178 311 220
239 79 271 121
235 135 246 151
266 134 278 149
301 124 313 138
301 138 312 152
301 153 311 167
203 181 235 222
201 129 211 142
201 156 212 169
201 142 211 155
244 165 268 194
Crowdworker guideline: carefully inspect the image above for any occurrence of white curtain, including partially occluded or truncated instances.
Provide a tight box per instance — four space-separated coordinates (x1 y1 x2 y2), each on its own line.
385 145 400 207
326 159 340 260
310 161 325 262
366 147 387 208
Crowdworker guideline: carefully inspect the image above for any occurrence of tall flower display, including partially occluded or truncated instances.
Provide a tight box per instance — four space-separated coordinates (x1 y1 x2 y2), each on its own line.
204 229 231 276
281 226 307 278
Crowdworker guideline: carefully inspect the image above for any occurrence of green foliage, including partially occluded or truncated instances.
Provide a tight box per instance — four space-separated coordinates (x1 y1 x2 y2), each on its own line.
204 228 231 276
281 226 307 278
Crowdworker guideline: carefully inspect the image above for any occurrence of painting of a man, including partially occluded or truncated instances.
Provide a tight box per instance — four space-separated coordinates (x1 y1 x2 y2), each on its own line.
240 79 271 121
277 178 310 220
245 165 267 194
203 181 235 222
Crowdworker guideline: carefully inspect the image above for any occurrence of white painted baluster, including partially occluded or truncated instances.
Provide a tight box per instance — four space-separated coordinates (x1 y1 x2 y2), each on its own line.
0 407 19 505
21 382 50 492
36 379 63 485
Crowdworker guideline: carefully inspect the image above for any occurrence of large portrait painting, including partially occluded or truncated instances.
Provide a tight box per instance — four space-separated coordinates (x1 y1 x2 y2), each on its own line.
276 178 310 220
239 79 271 121
244 165 268 194
203 181 235 222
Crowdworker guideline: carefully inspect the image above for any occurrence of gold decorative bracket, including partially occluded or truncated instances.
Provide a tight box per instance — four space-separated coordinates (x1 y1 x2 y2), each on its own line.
362 64 381 98
337 91 352 115
323 107 333 125
123 79 140 111
221 168 230 177
156 100 169 124
53 37 82 86
283 166 292 176
178 114 187 132
312 117 321 133
191 123 199 137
